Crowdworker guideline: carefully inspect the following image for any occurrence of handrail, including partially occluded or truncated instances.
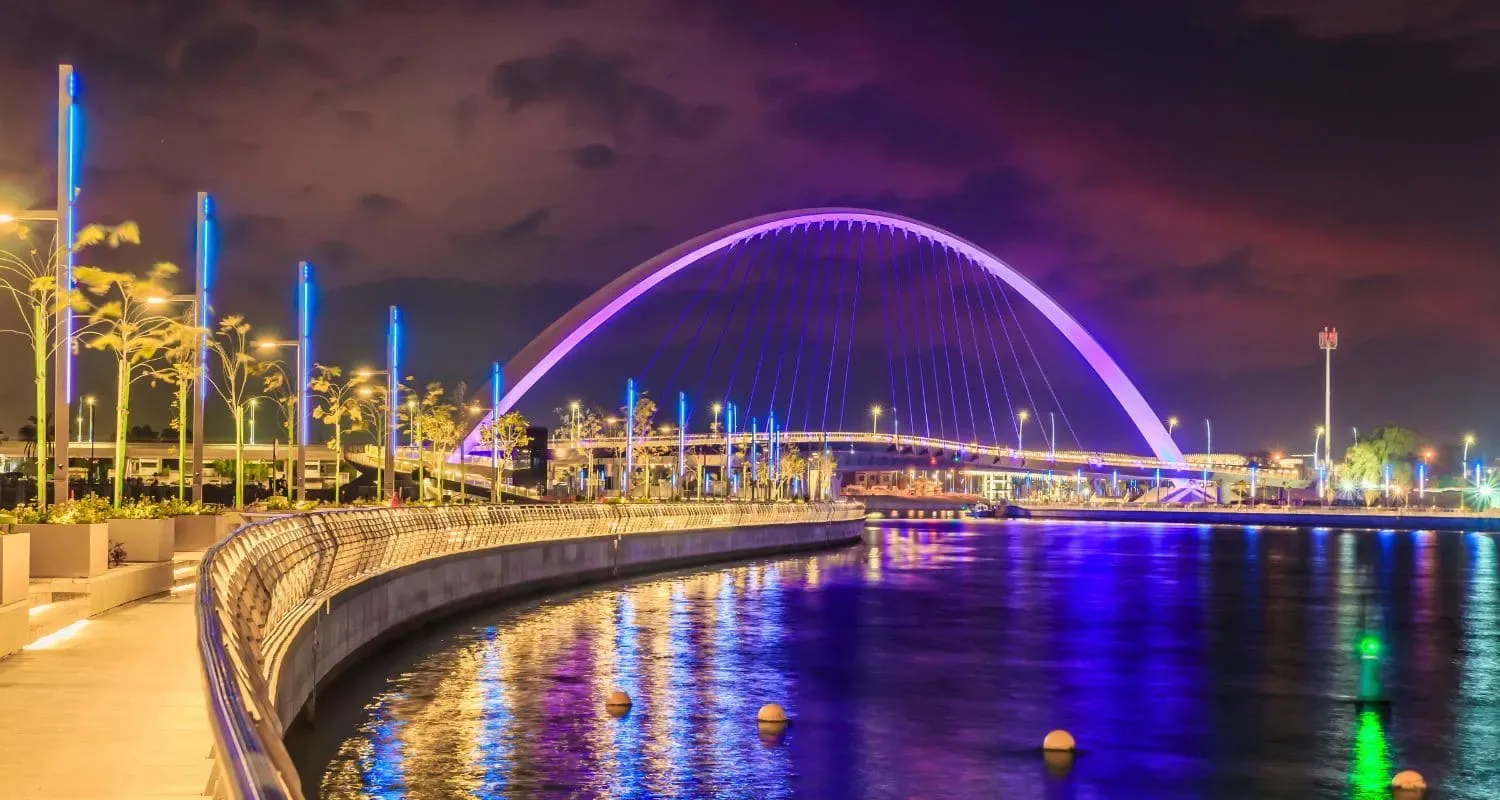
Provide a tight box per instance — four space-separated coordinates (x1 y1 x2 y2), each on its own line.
195 501 864 800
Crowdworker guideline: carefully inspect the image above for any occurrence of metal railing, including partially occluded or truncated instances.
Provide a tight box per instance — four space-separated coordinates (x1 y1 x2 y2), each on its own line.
195 501 863 800
546 430 1300 479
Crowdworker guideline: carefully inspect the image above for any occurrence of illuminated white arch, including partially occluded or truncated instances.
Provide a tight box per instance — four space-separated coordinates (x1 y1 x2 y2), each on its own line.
462 208 1185 463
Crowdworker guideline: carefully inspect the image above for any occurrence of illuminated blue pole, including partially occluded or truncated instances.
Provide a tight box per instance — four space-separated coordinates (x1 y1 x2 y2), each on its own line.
384 306 402 502
768 410 778 494
1154 467 1161 489
1111 469 1118 496
1382 461 1391 502
296 262 313 503
1075 468 1083 497
51 65 81 504
191 192 215 503
725 402 736 498
677 391 686 498
1418 461 1426 501
1250 464 1258 502
624 378 635 499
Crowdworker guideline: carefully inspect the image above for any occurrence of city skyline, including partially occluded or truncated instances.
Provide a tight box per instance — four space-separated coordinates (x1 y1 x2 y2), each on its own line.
0 0 1496 453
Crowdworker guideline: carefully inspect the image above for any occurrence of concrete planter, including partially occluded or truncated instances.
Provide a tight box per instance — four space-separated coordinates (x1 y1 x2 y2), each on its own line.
174 514 236 550
14 523 108 579
0 533 29 606
108 518 175 563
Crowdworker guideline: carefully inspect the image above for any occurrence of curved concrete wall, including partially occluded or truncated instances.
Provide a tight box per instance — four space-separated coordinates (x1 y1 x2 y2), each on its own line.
271 517 863 730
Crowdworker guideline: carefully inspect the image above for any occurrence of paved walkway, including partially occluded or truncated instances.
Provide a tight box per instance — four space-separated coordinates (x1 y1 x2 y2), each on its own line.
0 590 210 799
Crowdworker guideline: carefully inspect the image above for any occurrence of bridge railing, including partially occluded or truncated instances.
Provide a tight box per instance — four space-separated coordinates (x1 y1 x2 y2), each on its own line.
546 430 1299 478
195 501 864 800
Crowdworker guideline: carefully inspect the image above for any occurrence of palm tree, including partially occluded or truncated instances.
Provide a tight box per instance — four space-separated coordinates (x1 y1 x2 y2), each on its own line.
209 316 272 508
76 262 178 506
309 365 368 505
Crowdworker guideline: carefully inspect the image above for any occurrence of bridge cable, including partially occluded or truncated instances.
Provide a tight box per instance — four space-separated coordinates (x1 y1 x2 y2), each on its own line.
640 225 737 383
939 243 978 443
967 253 1020 446
725 228 778 405
897 229 932 439
976 263 1047 451
874 225 901 421
782 222 825 431
689 234 758 407
837 221 866 431
799 222 839 432
914 234 952 440
952 250 1000 447
995 278 1083 451
666 237 745 399
820 221 855 432
765 223 809 429
744 226 792 421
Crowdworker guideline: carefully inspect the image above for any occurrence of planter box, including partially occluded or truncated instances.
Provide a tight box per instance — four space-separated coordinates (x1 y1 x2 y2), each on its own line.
107 518 175 563
14 523 108 579
0 533 29 606
173 514 237 550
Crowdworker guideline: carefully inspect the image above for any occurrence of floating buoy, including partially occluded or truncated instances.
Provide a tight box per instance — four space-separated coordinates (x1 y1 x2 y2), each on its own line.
1042 730 1076 752
757 703 788 724
604 689 632 714
1390 770 1426 791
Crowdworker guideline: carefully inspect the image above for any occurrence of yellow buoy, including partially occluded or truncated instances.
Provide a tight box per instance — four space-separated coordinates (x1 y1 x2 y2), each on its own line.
1390 770 1426 791
605 689 632 710
757 703 788 724
1042 730 1076 752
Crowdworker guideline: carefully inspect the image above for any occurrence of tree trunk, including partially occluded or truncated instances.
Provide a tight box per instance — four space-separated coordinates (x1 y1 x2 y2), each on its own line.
333 423 342 505
233 406 245 509
177 381 188 501
114 360 129 507
32 303 47 505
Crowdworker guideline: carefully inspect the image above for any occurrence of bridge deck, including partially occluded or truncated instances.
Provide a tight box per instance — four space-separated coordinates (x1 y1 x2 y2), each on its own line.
0 591 209 799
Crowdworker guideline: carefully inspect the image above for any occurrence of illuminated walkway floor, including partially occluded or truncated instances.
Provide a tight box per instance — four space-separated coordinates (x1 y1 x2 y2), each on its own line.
0 589 209 799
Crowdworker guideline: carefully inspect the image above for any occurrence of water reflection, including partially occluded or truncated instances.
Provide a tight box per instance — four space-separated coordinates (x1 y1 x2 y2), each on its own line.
309 523 1500 799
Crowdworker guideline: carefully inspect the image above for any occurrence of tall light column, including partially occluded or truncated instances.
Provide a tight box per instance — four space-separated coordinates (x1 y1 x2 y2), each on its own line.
191 192 215 503
492 357 504 498
383 307 401 502
1319 327 1338 474
51 65 81 504
677 391 686 496
623 378 636 499
296 263 313 502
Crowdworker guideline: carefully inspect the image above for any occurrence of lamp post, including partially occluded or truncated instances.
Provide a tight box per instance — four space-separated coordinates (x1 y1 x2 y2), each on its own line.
624 379 636 499
677 391 687 499
464 404 483 502
490 360 501 503
1319 327 1338 475
711 402 723 435
86 396 95 485
256 336 306 502
1016 410 1029 455
247 398 258 446
1167 415 1178 441
871 404 882 435
570 400 581 446
1419 450 1432 502
1463 433 1476 488
1204 418 1213 502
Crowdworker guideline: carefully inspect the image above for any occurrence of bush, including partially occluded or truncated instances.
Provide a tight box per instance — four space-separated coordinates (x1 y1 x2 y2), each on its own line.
108 541 126 567
158 497 215 517
12 496 113 525
106 498 168 520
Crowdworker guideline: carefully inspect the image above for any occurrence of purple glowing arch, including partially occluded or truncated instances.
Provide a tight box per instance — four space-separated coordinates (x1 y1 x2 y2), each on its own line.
461 208 1186 463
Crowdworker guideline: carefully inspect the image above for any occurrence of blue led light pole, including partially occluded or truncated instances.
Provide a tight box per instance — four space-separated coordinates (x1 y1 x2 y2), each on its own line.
724 402 736 498
489 360 501 502
624 378 636 499
768 410 779 495
677 391 686 498
381 306 401 501
297 263 313 502
191 192 215 503
50 65 81 504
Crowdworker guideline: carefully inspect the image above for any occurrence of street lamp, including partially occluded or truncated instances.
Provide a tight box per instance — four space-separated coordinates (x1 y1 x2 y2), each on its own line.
1203 418 1213 502
85 396 96 485
1319 327 1338 475
711 402 723 435
256 337 305 502
570 400 581 445
1017 410 1029 455
247 398 258 446
1167 416 1179 440
871 404 882 435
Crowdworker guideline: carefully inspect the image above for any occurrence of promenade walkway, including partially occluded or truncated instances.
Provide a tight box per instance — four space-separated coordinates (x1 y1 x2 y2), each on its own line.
0 588 209 799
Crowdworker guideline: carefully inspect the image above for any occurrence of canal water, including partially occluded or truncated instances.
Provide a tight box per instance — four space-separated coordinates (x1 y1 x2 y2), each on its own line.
291 521 1500 799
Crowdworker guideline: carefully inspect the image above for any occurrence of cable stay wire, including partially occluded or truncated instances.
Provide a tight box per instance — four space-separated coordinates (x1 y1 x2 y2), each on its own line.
977 263 1046 451
820 221 856 432
837 221 866 432
783 222 826 430
744 226 792 420
875 225 900 420
914 234 952 440
952 252 999 447
799 222 839 432
888 226 919 439
899 229 934 439
995 277 1083 451
939 243 978 444
640 229 736 385
690 234 759 406
668 237 746 401
967 254 1019 444
725 228 778 404
766 223 811 426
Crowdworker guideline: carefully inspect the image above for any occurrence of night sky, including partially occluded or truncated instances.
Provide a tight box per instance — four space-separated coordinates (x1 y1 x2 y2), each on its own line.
0 0 1497 456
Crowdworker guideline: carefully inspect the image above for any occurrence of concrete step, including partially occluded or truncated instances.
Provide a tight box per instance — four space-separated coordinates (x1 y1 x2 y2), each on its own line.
172 551 204 594
26 595 88 642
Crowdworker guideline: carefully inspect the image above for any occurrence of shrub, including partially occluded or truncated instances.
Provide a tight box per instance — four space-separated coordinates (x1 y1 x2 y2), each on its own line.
12 496 113 524
108 541 127 567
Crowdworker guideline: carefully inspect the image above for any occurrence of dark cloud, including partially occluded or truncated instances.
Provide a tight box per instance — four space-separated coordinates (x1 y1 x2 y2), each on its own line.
358 192 404 216
490 39 726 141
219 213 287 250
335 109 374 133
452 207 553 250
179 23 260 79
568 143 619 170
314 239 357 268
1116 249 1284 301
763 79 999 168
